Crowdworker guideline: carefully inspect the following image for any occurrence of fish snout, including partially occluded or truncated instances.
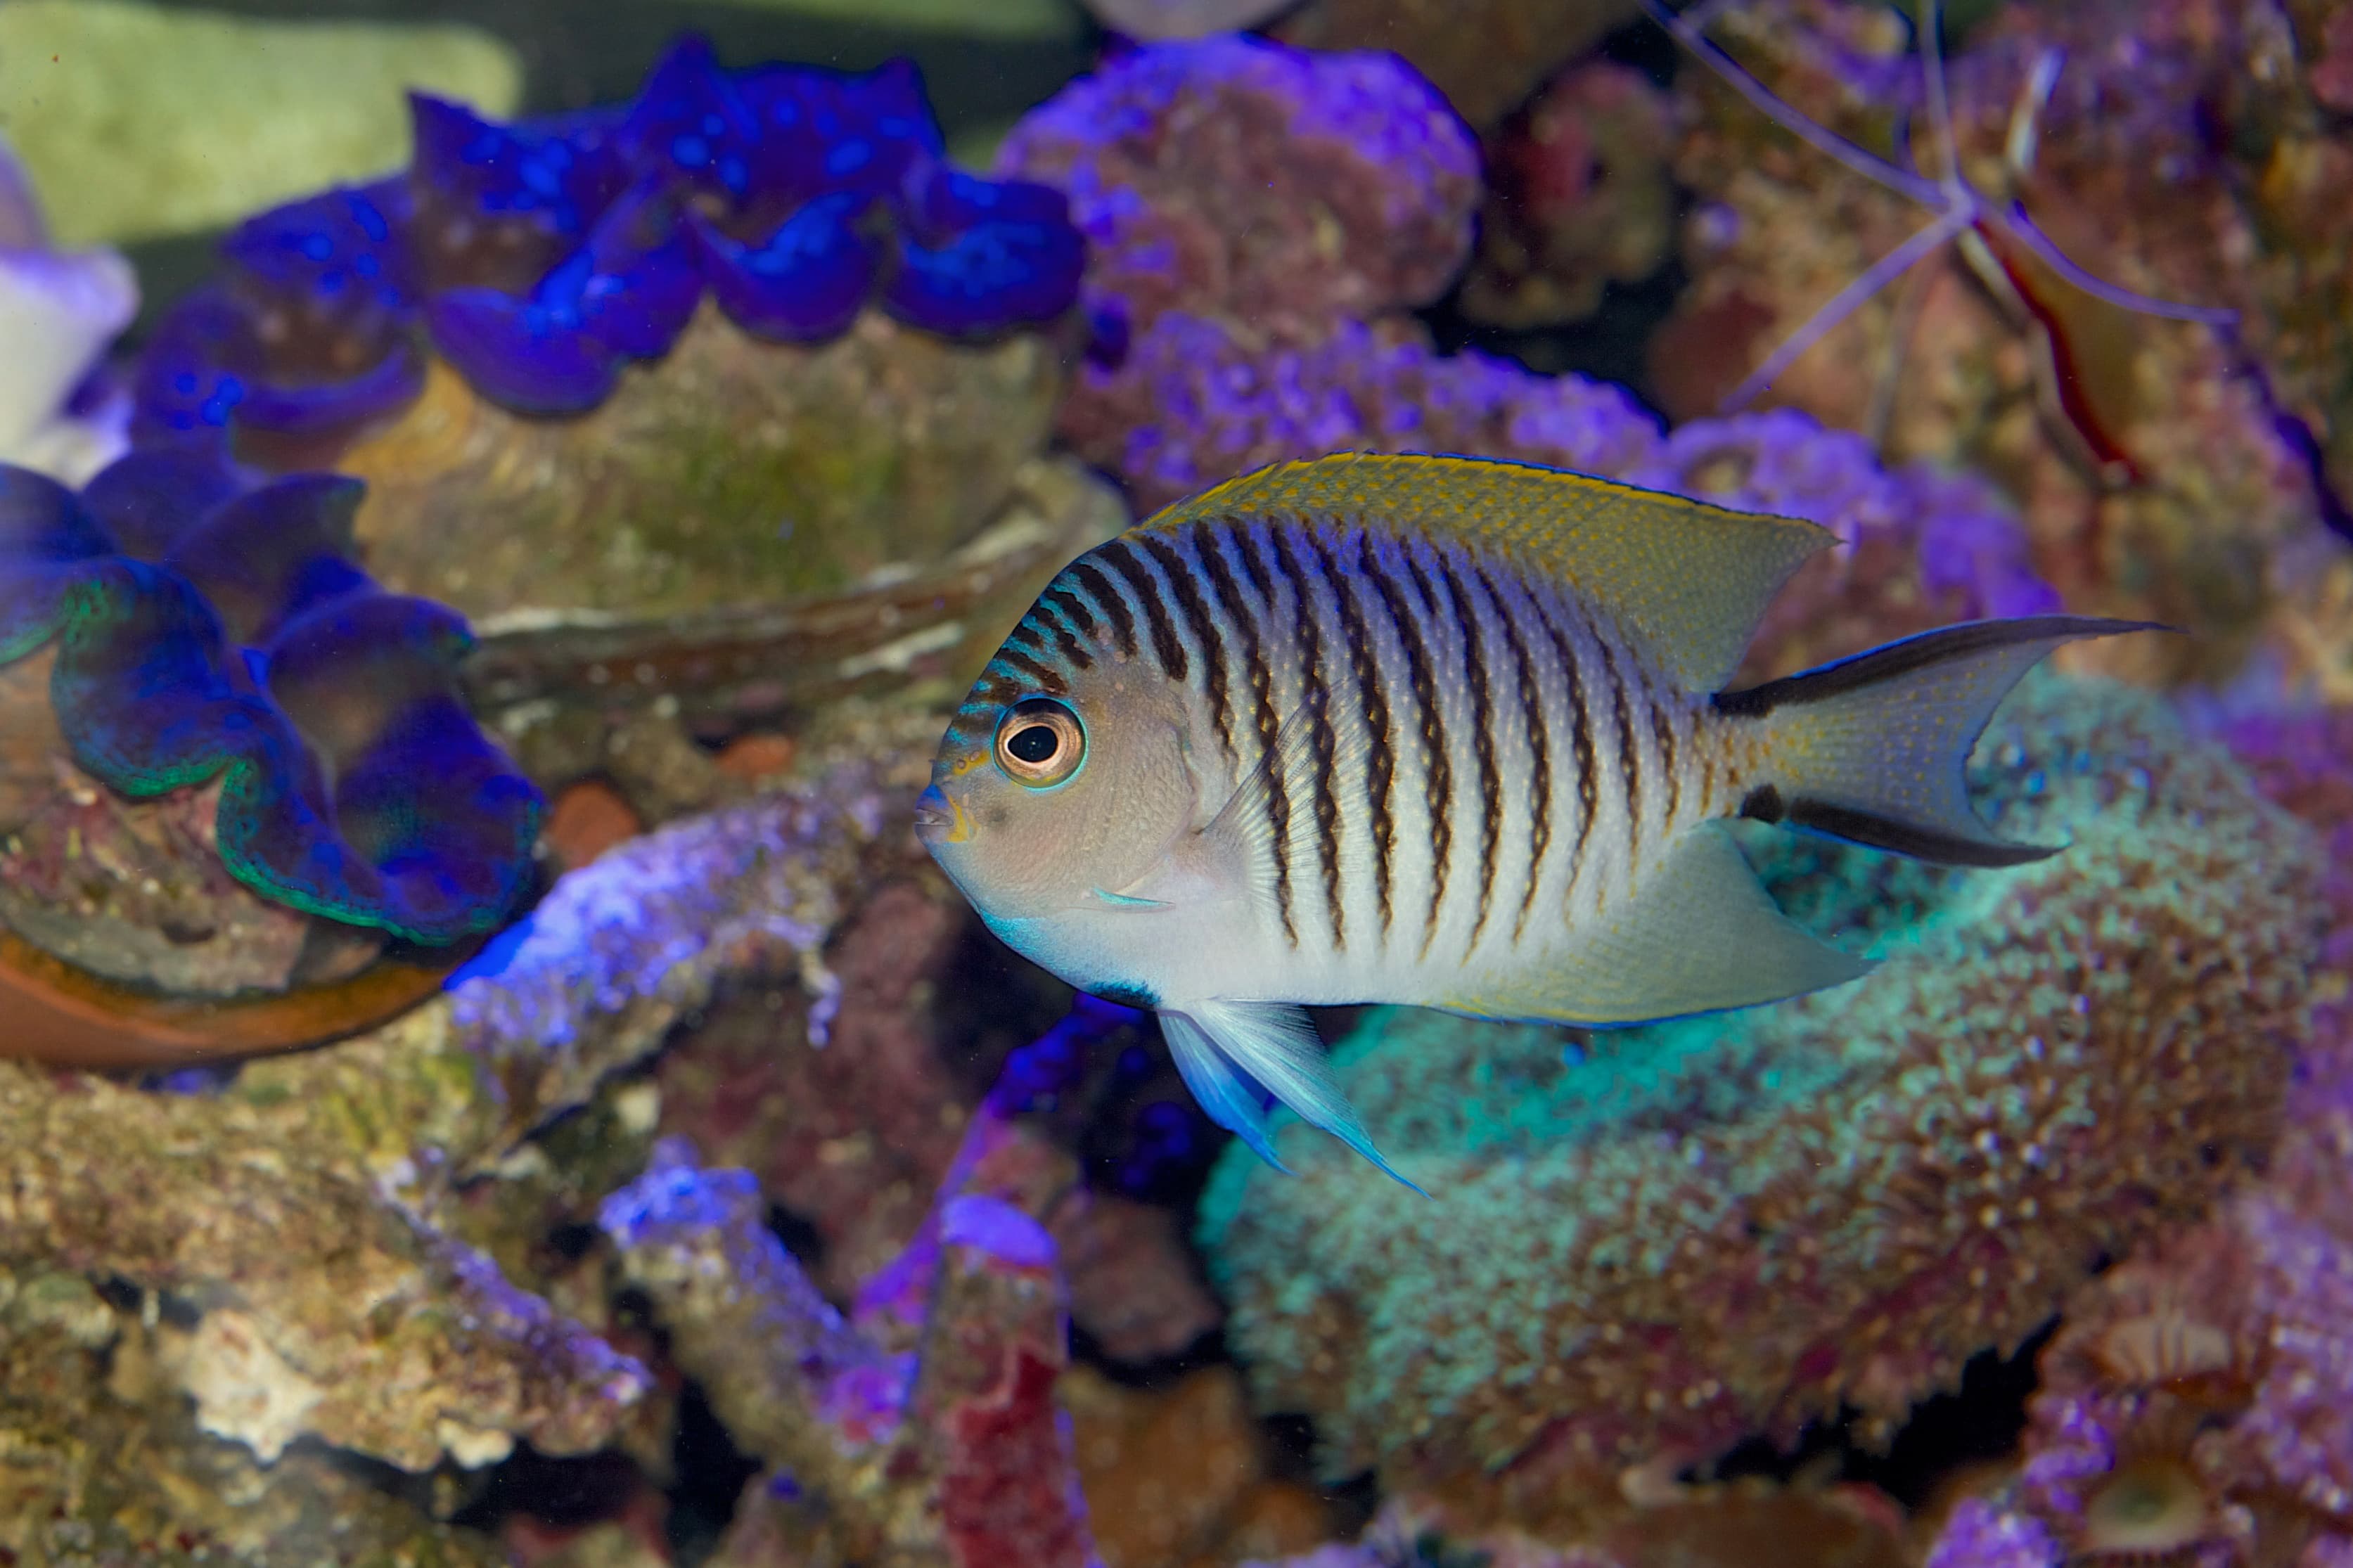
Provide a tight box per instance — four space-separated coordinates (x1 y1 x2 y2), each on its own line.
913 783 969 846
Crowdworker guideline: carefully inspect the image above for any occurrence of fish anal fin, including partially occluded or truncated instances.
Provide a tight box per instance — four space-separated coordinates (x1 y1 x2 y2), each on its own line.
1148 452 1833 691
1441 824 1870 1026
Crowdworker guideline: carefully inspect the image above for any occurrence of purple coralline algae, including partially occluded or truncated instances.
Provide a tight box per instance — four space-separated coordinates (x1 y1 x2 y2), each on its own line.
1200 674 2323 1512
0 451 539 946
996 34 1479 348
133 35 1083 451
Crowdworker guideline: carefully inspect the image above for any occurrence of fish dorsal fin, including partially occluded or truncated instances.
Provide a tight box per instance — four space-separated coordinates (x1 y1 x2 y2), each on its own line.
1148 452 1835 692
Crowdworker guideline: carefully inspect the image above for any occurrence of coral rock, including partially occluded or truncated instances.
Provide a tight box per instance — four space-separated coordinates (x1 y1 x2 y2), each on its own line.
1462 62 1678 330
998 34 1479 343
342 307 1061 622
1271 0 1641 126
603 1139 1101 1568
1655 0 2335 679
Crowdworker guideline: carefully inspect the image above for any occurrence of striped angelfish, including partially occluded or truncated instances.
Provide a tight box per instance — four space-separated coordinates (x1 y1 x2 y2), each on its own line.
915 453 2154 1188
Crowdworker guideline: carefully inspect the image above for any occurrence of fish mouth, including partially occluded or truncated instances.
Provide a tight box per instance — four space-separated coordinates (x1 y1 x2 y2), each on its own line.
912 783 969 845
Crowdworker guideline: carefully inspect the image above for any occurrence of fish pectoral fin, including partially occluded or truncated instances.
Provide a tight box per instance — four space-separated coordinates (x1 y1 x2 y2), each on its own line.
1442 824 1872 1025
1158 1000 1425 1194
1196 697 1373 910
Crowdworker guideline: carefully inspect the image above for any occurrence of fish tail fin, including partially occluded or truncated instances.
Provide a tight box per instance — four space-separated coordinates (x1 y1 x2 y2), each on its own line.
1716 615 2166 866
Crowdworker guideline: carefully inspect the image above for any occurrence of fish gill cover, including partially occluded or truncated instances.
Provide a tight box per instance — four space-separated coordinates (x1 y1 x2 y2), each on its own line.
0 451 540 944
130 36 1085 449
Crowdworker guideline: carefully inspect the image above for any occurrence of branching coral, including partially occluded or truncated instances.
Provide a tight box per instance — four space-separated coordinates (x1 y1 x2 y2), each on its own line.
132 34 1083 454
1200 675 2324 1512
0 452 539 960
601 1000 1148 1568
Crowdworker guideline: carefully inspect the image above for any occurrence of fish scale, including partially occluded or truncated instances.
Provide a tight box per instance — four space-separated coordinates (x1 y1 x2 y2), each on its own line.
918 451 2161 1185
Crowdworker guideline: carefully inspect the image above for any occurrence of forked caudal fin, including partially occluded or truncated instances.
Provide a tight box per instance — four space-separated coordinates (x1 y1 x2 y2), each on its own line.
1716 615 2169 865
1158 1000 1426 1193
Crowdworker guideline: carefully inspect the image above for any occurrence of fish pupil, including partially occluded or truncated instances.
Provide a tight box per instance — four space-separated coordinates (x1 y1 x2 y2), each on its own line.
1008 725 1060 764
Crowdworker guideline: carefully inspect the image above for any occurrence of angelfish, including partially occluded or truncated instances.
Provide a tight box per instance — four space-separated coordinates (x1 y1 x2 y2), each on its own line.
915 453 2153 1187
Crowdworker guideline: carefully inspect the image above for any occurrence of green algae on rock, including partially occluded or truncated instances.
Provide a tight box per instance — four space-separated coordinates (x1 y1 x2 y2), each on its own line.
341 307 1065 619
0 0 521 248
1199 674 2325 1512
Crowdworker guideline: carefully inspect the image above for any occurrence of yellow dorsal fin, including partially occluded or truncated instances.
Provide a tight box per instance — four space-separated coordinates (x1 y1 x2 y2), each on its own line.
1146 452 1834 693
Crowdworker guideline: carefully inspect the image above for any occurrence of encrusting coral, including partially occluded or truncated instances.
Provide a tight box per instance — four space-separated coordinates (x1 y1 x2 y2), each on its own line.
1201 674 2325 1516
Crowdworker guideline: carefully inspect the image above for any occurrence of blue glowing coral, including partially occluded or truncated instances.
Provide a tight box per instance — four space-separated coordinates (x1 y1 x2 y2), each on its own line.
134 37 1084 444
0 453 541 945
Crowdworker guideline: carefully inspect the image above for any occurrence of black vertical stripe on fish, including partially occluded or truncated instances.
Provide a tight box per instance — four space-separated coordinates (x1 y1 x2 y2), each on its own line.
1231 515 1279 609
1269 525 1346 951
996 644 1069 695
1043 586 1099 641
1034 594 1098 671
1527 587 1598 905
1366 534 1451 956
1650 686 1679 830
1193 523 1295 947
1069 560 1137 660
1309 525 1397 934
1137 532 1233 757
1437 548 1504 953
1477 560 1551 946
1591 627 1639 875
1094 539 1187 682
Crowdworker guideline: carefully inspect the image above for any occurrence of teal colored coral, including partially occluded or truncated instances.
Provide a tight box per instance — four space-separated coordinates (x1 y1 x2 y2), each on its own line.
1198 672 2326 1505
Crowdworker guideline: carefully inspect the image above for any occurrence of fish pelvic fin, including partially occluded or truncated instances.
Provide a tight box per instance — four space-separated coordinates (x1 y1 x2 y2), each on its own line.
1146 453 1833 691
1440 823 1872 1025
1717 615 2169 866
1158 1000 1425 1194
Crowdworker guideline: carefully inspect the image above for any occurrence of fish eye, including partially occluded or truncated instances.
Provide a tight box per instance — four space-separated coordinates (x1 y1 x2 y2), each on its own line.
994 698 1085 787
